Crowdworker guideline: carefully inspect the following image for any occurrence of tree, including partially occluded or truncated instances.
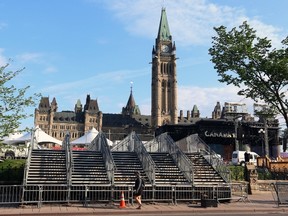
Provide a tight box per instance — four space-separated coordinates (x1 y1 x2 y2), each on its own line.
209 21 288 128
0 63 41 138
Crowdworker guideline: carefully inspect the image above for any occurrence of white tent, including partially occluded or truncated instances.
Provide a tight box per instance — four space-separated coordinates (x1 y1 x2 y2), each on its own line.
71 127 99 145
34 127 62 145
106 138 113 146
2 132 23 145
11 132 31 143
4 126 62 145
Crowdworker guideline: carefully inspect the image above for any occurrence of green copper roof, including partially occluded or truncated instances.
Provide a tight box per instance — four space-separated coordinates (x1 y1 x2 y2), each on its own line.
76 99 82 107
157 8 171 41
192 105 199 113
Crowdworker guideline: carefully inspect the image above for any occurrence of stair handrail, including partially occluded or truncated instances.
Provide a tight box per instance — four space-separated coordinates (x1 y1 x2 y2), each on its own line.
156 133 194 184
22 128 36 186
91 131 116 185
181 134 230 183
110 133 131 151
63 132 73 186
132 132 156 185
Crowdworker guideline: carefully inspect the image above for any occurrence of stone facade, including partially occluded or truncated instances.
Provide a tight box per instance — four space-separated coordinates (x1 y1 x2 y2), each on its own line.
34 95 102 141
34 90 154 142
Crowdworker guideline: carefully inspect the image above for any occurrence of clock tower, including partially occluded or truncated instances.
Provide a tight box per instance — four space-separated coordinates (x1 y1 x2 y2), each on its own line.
151 8 178 128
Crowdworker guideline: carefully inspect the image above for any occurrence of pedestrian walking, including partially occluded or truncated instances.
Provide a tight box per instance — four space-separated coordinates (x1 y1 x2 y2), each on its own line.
133 171 145 209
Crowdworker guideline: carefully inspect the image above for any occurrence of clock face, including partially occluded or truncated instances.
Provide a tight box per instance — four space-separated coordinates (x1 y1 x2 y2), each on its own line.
161 45 169 53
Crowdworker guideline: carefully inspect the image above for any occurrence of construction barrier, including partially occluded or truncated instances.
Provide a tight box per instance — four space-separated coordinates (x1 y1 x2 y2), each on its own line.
230 182 249 202
271 182 288 207
0 184 232 207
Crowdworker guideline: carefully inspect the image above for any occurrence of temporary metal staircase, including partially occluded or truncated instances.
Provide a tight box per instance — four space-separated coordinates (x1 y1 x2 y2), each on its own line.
149 152 189 185
145 133 193 185
186 152 226 185
25 149 67 185
23 131 230 188
111 151 146 185
176 134 230 184
71 150 109 185
21 131 232 204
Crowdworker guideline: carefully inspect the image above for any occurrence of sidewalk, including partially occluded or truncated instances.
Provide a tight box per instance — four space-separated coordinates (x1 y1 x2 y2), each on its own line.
0 191 287 215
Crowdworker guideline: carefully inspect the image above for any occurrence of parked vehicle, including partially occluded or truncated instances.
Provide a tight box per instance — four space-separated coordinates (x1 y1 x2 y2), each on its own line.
0 142 30 159
232 150 259 166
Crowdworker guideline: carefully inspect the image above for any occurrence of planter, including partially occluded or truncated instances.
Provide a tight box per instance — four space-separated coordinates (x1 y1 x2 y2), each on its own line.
201 199 218 207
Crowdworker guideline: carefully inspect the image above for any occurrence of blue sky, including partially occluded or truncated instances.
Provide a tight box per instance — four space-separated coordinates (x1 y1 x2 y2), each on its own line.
1 0 287 129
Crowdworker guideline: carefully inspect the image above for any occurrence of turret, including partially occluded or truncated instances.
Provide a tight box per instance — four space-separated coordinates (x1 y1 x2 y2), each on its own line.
122 84 141 116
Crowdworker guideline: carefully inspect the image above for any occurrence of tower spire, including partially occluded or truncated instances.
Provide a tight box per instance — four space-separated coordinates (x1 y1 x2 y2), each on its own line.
122 82 141 116
157 8 171 41
130 81 133 94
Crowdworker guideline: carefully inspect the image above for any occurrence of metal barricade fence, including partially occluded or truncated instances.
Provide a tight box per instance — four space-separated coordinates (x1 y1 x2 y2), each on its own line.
23 185 69 208
230 182 249 202
271 182 288 207
216 184 232 201
70 185 113 206
148 185 174 204
173 185 194 204
0 184 232 207
0 185 23 205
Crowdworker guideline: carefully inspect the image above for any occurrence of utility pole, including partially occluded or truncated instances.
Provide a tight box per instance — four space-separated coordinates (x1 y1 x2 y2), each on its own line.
254 103 273 157
264 119 269 156
258 128 265 156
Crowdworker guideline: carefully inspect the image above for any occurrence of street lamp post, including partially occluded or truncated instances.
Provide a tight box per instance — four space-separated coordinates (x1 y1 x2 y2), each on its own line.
234 115 244 151
258 129 265 156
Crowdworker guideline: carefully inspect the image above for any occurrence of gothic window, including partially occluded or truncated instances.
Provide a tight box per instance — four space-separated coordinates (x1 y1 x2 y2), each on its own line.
165 63 168 74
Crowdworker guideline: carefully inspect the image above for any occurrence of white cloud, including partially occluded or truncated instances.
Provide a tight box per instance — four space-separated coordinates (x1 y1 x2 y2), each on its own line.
246 19 285 48
99 0 285 47
177 85 257 118
138 85 256 118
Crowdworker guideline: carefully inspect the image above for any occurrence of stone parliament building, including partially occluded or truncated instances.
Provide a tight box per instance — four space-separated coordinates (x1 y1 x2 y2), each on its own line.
34 8 280 161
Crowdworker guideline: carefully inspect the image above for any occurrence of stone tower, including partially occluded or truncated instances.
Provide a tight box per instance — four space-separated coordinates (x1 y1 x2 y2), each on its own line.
151 8 178 128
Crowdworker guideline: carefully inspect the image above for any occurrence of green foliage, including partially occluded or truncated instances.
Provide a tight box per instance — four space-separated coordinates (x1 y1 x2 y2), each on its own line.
228 165 245 181
257 168 273 180
209 21 288 128
0 63 41 138
0 159 25 183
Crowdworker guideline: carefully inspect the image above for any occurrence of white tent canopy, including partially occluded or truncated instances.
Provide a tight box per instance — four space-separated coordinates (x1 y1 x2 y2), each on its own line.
2 132 23 145
71 127 99 145
34 127 62 145
106 138 113 146
71 127 113 146
3 126 62 145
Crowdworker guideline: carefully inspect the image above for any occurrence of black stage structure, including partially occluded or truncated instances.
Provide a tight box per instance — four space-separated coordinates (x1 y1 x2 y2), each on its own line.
155 118 280 161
